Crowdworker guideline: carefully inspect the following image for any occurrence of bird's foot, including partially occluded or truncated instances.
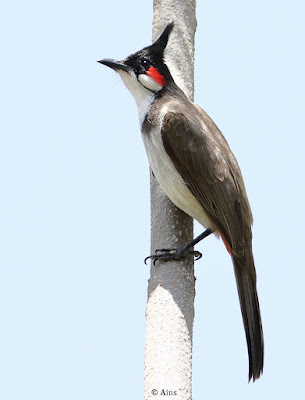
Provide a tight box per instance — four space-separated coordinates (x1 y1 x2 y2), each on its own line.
144 248 202 265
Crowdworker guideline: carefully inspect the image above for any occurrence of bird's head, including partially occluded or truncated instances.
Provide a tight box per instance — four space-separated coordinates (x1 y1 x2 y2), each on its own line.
98 23 174 107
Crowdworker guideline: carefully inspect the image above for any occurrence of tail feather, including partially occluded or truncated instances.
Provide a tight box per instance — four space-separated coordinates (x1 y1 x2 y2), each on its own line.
233 250 264 381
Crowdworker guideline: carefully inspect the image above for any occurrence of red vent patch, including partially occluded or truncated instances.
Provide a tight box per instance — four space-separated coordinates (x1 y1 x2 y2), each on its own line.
221 234 232 255
146 67 166 86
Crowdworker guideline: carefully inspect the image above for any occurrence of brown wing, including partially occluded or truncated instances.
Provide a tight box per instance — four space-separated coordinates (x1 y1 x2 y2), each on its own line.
161 104 263 380
161 106 253 258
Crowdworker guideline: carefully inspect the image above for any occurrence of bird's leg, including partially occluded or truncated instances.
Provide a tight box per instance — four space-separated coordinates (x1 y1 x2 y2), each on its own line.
145 228 213 264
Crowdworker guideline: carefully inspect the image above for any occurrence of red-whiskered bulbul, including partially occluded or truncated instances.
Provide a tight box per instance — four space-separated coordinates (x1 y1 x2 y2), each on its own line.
98 22 264 381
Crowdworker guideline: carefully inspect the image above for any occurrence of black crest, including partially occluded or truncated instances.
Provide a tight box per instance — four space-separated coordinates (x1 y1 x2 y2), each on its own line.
125 22 174 64
149 22 174 61
123 22 175 83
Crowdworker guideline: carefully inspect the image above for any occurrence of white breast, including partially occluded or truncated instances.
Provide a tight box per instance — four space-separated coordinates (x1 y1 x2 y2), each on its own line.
141 106 215 230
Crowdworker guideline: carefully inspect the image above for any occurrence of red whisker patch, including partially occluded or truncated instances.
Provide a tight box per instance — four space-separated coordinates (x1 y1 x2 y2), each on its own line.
146 66 166 86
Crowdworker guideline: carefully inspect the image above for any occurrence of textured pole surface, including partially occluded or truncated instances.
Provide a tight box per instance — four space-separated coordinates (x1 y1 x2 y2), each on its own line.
144 2 197 399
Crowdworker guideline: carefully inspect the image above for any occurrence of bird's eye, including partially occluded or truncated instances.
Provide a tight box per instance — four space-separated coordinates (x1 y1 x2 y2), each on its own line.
141 58 150 68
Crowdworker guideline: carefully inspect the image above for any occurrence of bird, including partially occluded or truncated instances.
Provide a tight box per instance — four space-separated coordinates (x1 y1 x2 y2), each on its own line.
98 22 264 382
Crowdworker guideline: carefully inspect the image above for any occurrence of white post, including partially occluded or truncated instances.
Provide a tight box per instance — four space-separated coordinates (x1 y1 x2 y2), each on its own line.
144 2 197 399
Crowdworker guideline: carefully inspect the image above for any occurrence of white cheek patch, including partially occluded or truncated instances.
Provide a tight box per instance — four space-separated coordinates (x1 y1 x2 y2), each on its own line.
138 74 163 92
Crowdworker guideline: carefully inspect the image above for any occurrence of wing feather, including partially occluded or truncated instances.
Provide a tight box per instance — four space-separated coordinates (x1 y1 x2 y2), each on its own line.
161 107 252 257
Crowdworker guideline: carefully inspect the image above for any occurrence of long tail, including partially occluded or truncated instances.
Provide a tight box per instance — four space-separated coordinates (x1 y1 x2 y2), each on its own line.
232 248 264 381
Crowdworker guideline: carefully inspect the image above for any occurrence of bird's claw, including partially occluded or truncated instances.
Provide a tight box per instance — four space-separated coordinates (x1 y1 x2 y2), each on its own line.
144 248 202 265
189 250 202 261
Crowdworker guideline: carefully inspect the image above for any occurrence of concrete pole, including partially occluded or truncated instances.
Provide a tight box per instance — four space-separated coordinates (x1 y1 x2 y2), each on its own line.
144 2 197 399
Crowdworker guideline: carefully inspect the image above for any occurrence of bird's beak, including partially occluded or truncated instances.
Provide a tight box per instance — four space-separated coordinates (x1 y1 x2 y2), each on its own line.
97 58 131 73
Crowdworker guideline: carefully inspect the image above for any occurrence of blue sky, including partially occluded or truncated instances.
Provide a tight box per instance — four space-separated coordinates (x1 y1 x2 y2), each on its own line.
1 1 305 399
